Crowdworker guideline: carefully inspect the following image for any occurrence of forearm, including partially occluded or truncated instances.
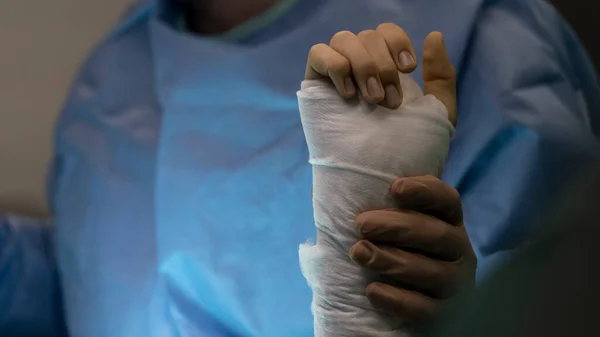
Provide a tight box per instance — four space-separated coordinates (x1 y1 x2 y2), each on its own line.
0 214 67 336
298 76 454 335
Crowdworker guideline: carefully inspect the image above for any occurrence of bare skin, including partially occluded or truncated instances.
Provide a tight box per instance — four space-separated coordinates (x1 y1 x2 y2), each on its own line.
306 24 457 125
185 0 282 35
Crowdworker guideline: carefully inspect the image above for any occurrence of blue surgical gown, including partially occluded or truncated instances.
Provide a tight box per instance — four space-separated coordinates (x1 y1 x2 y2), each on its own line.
1 0 599 336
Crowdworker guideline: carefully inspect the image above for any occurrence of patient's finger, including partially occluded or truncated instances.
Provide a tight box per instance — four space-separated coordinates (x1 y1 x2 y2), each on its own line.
330 30 385 104
422 32 457 126
306 43 356 98
358 29 403 109
376 23 418 73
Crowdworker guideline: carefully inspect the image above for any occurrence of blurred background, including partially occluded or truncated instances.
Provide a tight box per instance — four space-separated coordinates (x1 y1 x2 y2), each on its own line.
0 0 130 216
0 1 598 336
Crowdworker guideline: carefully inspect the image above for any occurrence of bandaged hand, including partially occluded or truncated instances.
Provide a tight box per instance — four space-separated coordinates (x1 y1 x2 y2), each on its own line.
299 23 475 336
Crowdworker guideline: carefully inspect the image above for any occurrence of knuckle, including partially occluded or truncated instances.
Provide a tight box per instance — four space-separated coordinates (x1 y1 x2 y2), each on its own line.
357 29 378 40
377 23 411 45
376 22 399 32
308 43 326 59
388 35 411 49
309 43 326 54
330 30 355 46
329 58 351 75
378 63 398 77
355 60 378 75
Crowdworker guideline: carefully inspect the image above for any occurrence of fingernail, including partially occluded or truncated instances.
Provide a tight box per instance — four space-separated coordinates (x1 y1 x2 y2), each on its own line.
367 77 384 97
344 77 356 96
391 178 431 206
384 84 401 108
398 51 415 70
389 178 405 195
354 213 366 231
350 241 373 265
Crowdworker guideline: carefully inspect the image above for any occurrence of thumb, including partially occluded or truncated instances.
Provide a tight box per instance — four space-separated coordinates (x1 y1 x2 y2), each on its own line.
422 32 457 126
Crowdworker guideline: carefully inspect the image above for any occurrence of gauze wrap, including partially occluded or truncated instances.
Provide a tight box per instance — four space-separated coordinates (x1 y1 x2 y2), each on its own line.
298 74 455 337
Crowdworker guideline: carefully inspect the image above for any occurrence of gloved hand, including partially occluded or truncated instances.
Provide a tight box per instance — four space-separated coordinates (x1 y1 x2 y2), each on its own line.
351 176 476 324
305 23 475 324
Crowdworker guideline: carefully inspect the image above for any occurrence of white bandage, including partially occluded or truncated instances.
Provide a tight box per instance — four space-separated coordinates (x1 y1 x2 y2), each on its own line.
298 74 454 337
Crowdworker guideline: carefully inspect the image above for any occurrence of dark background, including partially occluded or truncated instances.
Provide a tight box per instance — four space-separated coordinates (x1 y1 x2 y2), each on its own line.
550 0 600 77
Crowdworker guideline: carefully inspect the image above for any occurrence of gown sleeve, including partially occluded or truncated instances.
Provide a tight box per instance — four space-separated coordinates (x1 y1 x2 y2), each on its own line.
0 215 67 336
441 0 600 279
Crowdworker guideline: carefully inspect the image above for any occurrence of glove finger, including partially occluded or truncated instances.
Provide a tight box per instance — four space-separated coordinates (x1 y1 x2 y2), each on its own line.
366 281 439 324
390 176 463 226
351 240 457 298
